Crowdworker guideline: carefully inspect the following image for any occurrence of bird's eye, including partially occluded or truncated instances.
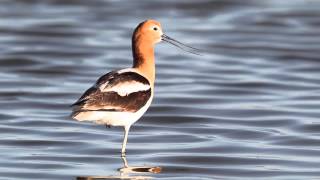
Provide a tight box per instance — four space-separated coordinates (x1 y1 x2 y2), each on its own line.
153 27 158 31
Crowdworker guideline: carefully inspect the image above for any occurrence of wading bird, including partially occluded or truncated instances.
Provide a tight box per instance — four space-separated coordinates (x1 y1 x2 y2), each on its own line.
71 19 200 156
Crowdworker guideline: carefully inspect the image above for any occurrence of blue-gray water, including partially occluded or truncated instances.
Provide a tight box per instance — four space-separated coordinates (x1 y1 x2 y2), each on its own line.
1 0 320 179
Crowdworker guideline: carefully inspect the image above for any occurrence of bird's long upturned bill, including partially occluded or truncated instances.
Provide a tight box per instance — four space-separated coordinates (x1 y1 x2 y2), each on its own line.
161 34 202 55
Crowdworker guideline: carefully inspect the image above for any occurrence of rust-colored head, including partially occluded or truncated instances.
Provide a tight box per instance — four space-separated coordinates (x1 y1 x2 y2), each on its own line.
132 20 200 83
132 19 163 46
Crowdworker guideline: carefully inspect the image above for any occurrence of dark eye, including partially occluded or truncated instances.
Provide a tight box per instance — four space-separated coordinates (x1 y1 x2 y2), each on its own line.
153 27 158 31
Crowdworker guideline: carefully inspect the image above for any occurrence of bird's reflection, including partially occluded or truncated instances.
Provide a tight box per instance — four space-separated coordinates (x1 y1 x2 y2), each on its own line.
76 156 161 180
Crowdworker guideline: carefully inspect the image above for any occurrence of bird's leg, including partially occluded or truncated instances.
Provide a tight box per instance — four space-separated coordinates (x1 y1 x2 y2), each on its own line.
121 126 130 156
121 155 129 168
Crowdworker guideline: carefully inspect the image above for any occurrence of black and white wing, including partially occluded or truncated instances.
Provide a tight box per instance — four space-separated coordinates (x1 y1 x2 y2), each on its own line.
71 70 151 117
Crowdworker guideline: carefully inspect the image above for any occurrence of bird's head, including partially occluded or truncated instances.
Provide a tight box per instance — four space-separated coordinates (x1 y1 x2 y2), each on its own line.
132 19 163 45
133 19 201 55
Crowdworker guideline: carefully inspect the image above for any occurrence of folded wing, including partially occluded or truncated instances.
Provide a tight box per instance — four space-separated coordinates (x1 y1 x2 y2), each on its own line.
71 70 151 116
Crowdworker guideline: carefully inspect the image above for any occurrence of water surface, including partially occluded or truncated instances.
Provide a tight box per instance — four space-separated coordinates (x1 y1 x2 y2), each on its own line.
1 0 320 179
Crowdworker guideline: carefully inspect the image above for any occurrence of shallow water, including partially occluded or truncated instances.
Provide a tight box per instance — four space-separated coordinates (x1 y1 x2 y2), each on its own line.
1 0 320 179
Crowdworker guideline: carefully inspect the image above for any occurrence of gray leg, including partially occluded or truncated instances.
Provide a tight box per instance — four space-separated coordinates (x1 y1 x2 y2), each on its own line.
121 126 130 156
121 155 129 168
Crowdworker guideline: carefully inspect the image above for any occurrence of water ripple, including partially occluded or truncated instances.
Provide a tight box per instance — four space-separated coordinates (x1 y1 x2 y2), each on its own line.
1 0 320 179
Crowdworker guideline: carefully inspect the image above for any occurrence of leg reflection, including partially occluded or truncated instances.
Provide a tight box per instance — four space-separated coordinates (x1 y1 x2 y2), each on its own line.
76 155 161 180
119 155 161 174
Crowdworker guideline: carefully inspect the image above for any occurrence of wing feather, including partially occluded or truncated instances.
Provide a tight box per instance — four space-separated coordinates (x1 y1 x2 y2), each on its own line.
71 70 151 115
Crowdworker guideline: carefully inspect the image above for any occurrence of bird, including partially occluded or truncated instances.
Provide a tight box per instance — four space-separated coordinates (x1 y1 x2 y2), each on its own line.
70 19 200 156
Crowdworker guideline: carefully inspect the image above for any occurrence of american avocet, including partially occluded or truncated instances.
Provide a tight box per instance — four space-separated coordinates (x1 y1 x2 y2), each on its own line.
71 19 200 156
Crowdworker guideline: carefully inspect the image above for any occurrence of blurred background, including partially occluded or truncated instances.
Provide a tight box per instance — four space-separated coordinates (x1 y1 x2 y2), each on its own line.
1 0 320 179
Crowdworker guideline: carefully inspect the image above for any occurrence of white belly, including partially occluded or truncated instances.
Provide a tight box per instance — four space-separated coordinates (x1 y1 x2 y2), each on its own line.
73 96 153 128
